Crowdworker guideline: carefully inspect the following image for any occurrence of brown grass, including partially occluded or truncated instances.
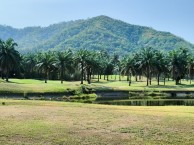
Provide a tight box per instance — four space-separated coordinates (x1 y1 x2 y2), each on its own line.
0 100 194 144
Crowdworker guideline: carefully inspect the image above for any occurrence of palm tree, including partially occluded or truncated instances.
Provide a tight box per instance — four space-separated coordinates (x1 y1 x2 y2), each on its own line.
75 49 89 84
22 53 37 78
120 55 134 86
0 38 20 82
111 53 120 80
161 55 170 86
136 47 156 86
186 55 194 84
56 50 73 84
105 60 114 81
169 48 189 85
94 51 104 82
133 52 143 82
85 51 96 84
36 52 56 83
154 51 164 85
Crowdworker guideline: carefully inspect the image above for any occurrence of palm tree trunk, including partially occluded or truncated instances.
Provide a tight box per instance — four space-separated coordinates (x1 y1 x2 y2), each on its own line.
1 71 4 80
61 66 64 84
172 66 175 81
149 72 151 85
157 73 160 85
127 75 129 81
119 73 121 81
189 67 192 84
107 75 109 81
135 75 137 82
84 72 86 81
175 79 178 85
87 69 90 84
45 71 47 83
98 72 99 82
187 68 189 81
139 75 141 81
146 68 149 86
129 72 131 86
81 62 84 84
6 70 9 82
164 76 166 86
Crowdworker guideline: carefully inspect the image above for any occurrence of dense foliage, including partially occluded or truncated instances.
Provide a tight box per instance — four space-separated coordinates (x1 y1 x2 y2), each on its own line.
0 16 193 54
1 38 194 85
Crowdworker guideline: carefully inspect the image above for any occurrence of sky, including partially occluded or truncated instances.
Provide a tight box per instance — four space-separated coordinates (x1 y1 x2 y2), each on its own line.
0 0 194 43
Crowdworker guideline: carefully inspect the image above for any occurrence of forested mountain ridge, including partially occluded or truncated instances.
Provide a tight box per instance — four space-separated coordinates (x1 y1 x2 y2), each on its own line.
0 15 193 54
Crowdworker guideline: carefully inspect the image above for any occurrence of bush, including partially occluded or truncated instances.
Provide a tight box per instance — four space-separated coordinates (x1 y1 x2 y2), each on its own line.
66 88 81 95
81 85 94 94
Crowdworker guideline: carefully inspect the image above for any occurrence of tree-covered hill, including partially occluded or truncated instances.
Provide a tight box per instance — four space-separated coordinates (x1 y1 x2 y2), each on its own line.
0 15 193 54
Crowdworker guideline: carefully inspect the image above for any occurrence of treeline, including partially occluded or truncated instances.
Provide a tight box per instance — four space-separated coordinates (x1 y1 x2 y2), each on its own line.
0 38 194 86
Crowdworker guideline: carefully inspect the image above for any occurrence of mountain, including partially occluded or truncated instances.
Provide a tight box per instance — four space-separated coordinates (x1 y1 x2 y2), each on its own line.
0 15 194 54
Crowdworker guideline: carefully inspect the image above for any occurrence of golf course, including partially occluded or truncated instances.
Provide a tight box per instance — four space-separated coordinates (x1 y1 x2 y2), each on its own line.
0 78 194 144
1 10 194 144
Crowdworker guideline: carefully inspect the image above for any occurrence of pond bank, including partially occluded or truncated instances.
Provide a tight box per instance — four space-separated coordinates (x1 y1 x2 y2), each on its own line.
1 90 194 98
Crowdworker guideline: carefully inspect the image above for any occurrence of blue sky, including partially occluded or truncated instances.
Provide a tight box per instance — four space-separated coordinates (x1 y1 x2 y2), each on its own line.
0 0 194 43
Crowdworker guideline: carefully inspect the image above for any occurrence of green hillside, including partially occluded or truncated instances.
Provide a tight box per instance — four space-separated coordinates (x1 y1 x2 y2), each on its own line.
0 15 193 54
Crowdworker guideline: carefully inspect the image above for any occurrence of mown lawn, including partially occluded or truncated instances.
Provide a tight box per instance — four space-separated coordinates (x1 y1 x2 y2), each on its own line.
1 77 194 94
0 79 80 93
0 99 193 145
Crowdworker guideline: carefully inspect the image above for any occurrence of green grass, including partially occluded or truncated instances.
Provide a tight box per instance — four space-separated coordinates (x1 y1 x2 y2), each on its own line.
1 77 194 94
89 75 194 91
0 79 80 93
0 99 193 144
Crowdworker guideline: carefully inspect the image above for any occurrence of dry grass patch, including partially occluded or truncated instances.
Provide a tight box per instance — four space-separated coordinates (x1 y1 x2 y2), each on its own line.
0 99 194 144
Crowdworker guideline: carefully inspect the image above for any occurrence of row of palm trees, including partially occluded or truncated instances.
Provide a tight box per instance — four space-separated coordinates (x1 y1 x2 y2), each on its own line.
0 38 194 85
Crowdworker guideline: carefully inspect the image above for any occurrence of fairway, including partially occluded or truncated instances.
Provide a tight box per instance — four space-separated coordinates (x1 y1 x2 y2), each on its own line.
0 99 193 145
2 78 194 94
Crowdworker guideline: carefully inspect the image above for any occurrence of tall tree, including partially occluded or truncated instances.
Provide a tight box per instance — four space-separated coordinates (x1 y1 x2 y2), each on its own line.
136 47 156 86
121 55 134 86
22 53 37 78
0 38 20 82
36 52 56 83
187 55 194 84
169 48 189 85
56 50 73 84
75 49 89 84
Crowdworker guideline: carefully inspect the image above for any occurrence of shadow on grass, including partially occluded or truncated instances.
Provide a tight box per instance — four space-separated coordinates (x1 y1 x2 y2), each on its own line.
92 80 119 84
146 83 194 90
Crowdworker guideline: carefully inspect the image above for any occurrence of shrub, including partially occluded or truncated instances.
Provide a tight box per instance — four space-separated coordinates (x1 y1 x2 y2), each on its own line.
81 85 95 94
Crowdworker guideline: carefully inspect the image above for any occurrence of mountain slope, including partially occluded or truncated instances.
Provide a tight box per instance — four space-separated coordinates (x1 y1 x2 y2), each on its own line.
0 15 193 54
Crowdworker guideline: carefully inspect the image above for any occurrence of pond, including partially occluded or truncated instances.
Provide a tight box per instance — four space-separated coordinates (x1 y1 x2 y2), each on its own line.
1 91 194 106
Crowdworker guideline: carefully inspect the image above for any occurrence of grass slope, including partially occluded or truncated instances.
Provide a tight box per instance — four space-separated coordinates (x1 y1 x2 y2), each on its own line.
0 99 193 144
